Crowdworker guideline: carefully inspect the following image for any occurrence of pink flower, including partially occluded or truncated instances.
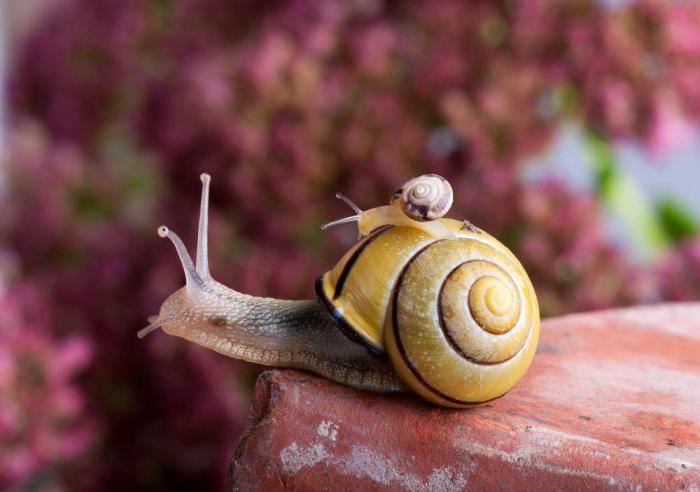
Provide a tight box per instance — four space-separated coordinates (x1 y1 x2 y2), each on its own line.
646 94 694 155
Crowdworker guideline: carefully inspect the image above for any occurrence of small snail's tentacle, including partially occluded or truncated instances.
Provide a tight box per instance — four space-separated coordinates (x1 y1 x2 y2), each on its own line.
321 214 360 231
157 225 203 289
196 173 212 279
335 192 363 214
320 193 364 231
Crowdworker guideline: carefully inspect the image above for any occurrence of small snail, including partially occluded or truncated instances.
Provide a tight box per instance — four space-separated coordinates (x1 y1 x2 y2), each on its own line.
140 173 539 408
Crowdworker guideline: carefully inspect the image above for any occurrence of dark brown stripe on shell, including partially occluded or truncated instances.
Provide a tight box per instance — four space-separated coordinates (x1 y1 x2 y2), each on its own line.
428 189 452 219
391 242 508 406
315 275 387 359
333 225 393 300
403 202 431 221
437 261 528 366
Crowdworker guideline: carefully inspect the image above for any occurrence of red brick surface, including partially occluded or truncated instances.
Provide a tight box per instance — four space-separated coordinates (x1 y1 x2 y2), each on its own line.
229 304 700 491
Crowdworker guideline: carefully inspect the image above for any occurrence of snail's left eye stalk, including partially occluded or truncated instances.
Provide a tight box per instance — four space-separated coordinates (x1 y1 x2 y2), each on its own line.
321 193 363 232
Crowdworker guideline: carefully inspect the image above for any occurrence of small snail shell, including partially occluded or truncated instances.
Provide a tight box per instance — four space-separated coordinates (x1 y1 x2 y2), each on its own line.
391 174 453 222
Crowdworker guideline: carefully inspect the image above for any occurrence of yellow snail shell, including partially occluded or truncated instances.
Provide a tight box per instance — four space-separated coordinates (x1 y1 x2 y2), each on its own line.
316 218 539 408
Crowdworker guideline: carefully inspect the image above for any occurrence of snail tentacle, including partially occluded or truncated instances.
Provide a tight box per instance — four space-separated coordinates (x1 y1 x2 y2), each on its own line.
137 320 164 339
156 225 203 289
321 193 363 231
335 192 363 214
321 214 360 231
196 173 212 279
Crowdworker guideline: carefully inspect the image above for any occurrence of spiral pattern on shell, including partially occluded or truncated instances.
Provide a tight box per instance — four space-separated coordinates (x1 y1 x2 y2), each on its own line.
392 174 453 222
384 231 539 408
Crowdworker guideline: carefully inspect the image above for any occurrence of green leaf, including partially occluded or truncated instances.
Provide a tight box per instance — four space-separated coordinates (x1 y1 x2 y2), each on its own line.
586 133 670 259
657 197 698 242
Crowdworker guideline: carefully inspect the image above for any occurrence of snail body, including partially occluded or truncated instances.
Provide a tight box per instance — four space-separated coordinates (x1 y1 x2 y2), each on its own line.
141 174 539 408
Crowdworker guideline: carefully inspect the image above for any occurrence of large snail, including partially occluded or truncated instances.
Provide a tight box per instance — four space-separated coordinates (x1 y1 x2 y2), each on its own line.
140 174 539 408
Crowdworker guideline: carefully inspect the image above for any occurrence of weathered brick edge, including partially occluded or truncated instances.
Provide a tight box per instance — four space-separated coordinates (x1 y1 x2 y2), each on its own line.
228 304 700 491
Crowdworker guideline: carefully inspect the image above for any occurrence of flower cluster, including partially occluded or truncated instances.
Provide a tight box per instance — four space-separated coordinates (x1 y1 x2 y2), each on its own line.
5 0 700 489
657 236 700 301
2 124 248 491
0 278 92 490
516 180 658 314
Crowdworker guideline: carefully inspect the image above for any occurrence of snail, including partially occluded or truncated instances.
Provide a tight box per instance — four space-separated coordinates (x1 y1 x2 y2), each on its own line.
139 173 539 408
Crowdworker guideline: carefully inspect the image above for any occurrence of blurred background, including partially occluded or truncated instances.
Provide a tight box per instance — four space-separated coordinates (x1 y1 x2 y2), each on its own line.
2 0 700 489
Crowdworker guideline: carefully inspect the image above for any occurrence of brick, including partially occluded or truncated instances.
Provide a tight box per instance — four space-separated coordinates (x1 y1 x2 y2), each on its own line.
229 304 700 491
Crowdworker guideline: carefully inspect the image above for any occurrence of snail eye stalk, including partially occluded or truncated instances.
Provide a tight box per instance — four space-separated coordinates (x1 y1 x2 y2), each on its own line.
196 173 211 279
320 192 364 231
335 192 362 214
155 172 215 289
321 215 360 231
156 225 202 288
